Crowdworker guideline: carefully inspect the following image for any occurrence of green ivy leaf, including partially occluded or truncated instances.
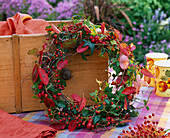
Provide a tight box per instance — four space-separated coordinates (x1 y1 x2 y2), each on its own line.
93 115 101 124
60 79 67 87
32 95 39 99
57 101 66 108
82 109 89 116
130 110 139 117
110 111 119 116
81 53 87 61
83 39 95 55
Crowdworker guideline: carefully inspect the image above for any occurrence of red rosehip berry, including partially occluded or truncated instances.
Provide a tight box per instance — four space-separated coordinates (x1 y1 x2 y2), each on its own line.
108 117 111 120
38 93 41 98
152 113 155 116
78 124 81 127
38 85 43 89
94 106 98 109
58 112 61 115
45 94 48 97
102 41 106 44
104 95 107 97
103 102 106 105
57 93 62 96
45 114 48 117
94 35 99 40
99 39 102 43
91 39 95 43
46 38 49 40
51 119 53 122
144 116 147 119
53 95 57 99
79 22 83 25
111 102 114 105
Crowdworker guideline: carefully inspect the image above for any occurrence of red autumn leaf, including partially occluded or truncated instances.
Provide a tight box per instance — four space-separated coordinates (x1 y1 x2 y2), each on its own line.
115 75 129 86
51 24 61 34
119 43 129 57
118 34 122 41
124 98 127 110
57 59 68 70
68 120 77 131
38 68 49 85
32 64 39 82
101 22 105 34
44 98 55 108
39 50 43 63
78 97 86 112
71 94 81 103
119 120 132 124
121 87 136 95
84 24 91 33
50 122 66 130
77 41 89 53
125 114 130 120
141 68 155 78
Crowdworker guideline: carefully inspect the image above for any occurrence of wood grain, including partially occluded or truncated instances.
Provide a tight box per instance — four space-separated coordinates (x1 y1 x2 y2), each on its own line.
0 36 16 113
12 34 22 113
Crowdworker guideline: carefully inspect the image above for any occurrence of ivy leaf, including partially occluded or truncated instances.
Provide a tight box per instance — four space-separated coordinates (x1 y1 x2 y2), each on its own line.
38 68 49 85
81 53 87 61
78 97 86 112
93 115 101 124
121 87 136 95
71 94 81 103
119 43 129 57
44 98 55 108
50 122 66 130
60 79 67 87
62 38 77 49
32 64 39 83
32 95 38 99
82 109 89 116
83 39 95 55
57 101 66 108
141 68 155 78
130 110 139 117
68 120 77 131
110 111 119 116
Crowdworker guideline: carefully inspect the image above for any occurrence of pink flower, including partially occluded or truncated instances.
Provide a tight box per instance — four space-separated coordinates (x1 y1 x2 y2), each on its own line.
119 55 129 70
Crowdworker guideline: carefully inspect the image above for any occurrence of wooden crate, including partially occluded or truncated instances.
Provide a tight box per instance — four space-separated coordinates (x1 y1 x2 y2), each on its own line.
0 20 108 113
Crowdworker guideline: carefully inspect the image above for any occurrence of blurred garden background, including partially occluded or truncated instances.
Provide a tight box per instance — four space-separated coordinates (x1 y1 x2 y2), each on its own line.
0 0 169 64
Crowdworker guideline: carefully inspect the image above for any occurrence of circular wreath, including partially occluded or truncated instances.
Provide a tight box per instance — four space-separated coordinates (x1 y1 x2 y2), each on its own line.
31 17 154 131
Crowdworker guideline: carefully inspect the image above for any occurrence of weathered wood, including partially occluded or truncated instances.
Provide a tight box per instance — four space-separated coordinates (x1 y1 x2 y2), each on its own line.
19 34 46 112
0 36 16 113
12 34 22 113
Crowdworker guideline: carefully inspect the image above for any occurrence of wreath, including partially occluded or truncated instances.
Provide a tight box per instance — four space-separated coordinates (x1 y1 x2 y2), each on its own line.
31 16 154 131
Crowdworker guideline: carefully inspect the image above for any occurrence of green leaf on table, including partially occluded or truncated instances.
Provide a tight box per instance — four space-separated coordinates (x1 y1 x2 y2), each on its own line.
143 100 147 106
83 39 95 55
93 115 101 124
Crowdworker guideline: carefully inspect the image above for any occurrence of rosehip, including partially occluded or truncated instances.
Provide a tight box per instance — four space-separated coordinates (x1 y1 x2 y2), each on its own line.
45 94 48 97
91 39 95 43
38 93 41 98
94 35 99 40
38 85 43 89
86 122 92 130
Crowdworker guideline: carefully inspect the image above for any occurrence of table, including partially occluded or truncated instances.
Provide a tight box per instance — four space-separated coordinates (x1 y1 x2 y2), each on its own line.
12 87 170 138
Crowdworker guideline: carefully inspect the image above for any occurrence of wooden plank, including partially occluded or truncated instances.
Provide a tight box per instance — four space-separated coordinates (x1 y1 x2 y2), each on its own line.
0 36 16 113
63 50 108 105
19 34 46 112
48 20 73 27
12 34 22 113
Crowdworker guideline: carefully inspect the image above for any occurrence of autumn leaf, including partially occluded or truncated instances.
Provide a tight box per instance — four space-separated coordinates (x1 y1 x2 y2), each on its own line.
57 59 68 70
115 75 129 86
84 24 91 33
27 48 39 56
51 24 61 34
101 22 105 34
32 64 39 83
119 120 131 124
71 94 81 103
62 38 77 49
78 97 86 112
119 43 129 57
38 68 49 85
50 122 66 130
119 55 129 70
39 50 43 63
68 120 77 131
124 97 127 110
77 41 89 53
141 68 155 78
122 87 136 95
44 98 55 108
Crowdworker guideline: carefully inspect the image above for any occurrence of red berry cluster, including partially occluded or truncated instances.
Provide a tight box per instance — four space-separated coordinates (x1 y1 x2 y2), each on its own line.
119 113 169 138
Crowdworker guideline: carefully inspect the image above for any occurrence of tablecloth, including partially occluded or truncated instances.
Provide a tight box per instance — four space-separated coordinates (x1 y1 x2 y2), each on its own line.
12 87 170 138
